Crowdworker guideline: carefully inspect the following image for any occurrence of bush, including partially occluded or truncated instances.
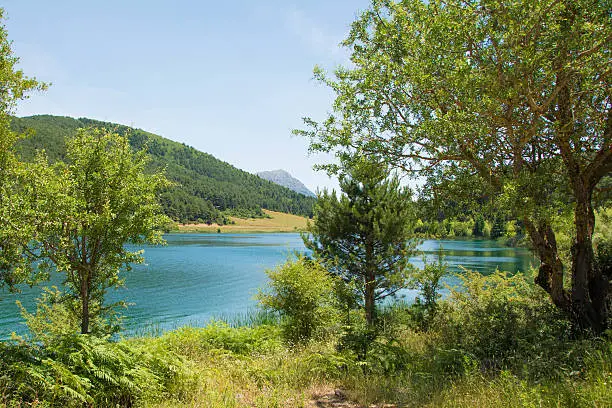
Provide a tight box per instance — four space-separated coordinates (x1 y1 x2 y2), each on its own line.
257 257 340 344
408 249 448 331
431 269 600 379
483 220 493 237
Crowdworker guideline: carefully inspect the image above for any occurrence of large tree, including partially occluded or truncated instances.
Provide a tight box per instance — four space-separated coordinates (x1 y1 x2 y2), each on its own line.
31 128 170 335
298 0 611 332
303 157 418 326
0 8 47 290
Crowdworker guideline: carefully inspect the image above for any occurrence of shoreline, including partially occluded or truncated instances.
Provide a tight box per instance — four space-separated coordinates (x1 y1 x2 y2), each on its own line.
171 225 306 234
172 209 310 234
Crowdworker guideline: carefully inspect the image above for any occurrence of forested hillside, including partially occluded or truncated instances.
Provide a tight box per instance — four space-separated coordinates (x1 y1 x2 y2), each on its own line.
12 115 316 223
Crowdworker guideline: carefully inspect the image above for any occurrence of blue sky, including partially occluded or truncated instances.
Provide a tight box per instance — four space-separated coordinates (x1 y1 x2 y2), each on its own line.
3 0 371 192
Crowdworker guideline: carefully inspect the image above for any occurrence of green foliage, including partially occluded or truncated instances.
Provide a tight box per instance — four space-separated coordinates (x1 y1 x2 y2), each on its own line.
214 309 281 329
594 207 612 252
504 221 517 238
304 157 418 326
409 249 448 331
257 257 339 344
424 362 612 408
12 115 316 223
19 287 123 342
222 207 266 219
29 127 170 335
159 323 283 358
433 269 592 379
336 321 377 364
483 220 493 238
593 209 612 294
411 169 518 240
3 272 611 407
0 8 47 292
0 334 192 407
298 0 612 332
334 271 611 407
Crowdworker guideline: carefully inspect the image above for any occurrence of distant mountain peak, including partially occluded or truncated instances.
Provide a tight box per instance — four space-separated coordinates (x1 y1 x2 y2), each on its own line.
257 169 315 197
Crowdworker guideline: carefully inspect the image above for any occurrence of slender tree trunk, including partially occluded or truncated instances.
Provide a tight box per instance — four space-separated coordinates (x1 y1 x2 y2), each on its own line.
364 229 376 327
364 273 376 327
80 273 89 334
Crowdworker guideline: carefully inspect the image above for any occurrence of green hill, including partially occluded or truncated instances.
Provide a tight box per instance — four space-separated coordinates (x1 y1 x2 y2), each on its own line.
12 115 316 223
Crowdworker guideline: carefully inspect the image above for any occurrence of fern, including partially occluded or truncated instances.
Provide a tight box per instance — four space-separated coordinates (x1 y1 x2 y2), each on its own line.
0 333 193 407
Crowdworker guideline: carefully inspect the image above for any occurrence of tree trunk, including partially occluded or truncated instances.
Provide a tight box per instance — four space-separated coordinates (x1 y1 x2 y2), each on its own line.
551 21 610 333
364 273 376 327
364 228 376 327
525 191 609 334
524 218 569 311
80 274 89 334
571 178 608 333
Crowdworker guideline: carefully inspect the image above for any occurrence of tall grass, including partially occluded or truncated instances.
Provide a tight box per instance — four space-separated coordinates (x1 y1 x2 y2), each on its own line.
2 269 610 407
212 309 281 328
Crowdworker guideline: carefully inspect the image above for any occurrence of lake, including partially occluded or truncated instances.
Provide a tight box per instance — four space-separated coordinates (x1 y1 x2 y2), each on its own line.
0 234 536 337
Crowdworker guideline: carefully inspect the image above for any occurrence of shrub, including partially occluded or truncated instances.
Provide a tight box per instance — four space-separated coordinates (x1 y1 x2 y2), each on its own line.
408 249 448 331
19 286 123 342
431 269 599 379
257 257 340 344
483 220 493 237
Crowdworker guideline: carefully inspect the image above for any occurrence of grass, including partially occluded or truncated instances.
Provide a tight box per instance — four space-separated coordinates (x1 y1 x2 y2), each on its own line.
3 269 611 407
135 323 611 408
176 209 309 233
136 323 347 408
2 311 610 408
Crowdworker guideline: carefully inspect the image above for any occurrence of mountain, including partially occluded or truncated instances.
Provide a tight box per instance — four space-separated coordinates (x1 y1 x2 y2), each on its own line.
12 115 316 223
257 170 316 198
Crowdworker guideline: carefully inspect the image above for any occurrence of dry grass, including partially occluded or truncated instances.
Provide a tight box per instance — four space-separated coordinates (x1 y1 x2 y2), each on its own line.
177 210 310 233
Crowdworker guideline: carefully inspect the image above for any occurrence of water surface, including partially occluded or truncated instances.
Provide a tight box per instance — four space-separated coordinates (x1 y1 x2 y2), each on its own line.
0 234 536 337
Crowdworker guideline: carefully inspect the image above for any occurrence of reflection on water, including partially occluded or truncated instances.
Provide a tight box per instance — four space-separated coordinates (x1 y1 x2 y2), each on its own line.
0 234 536 337
416 239 536 275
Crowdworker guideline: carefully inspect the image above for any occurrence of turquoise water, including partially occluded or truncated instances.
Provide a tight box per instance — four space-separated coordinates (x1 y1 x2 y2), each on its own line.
0 234 536 337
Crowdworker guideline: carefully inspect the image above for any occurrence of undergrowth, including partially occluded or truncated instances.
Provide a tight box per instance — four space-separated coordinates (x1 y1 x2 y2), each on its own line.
1 268 611 407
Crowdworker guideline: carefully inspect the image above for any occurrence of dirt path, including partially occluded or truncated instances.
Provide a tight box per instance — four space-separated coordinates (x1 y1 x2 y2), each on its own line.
307 388 397 408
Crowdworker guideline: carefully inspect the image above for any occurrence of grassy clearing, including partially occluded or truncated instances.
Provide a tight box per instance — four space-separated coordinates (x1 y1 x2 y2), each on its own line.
176 210 309 233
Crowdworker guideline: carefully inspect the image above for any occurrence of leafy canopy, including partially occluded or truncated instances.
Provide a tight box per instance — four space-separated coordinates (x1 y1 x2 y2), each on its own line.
0 7 47 290
30 127 170 334
297 0 611 332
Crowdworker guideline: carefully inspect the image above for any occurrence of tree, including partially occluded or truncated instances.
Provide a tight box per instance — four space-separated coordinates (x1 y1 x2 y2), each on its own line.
31 128 170 335
303 157 418 326
0 8 47 291
298 0 611 332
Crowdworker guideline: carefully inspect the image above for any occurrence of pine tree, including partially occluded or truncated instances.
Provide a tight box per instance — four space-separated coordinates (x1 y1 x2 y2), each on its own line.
303 157 418 326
